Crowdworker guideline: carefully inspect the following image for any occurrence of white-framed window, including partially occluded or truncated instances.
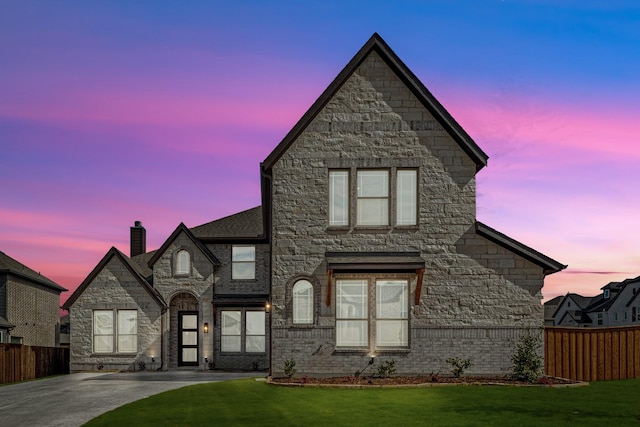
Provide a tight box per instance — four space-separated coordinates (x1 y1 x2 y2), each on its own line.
336 277 409 349
221 311 241 352
117 310 138 353
93 310 114 353
221 310 266 353
329 168 418 228
93 309 138 353
176 250 190 276
357 170 389 226
396 170 417 226
245 311 266 353
232 246 255 280
336 280 369 347
376 280 408 347
329 170 349 226
293 279 313 324
0 330 6 343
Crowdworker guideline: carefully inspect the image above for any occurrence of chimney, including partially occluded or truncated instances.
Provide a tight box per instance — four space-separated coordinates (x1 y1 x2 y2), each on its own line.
130 221 146 257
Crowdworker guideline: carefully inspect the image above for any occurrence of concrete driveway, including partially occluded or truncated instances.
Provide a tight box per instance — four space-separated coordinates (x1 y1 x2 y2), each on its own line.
0 370 262 427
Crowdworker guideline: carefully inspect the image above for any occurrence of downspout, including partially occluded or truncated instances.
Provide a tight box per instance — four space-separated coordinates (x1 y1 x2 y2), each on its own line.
260 163 273 377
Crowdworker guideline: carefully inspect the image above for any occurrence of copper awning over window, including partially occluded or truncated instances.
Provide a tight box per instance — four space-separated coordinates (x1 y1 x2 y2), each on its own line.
325 252 426 306
325 252 425 271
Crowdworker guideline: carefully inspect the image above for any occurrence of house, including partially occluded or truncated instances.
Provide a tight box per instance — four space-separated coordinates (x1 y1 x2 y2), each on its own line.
547 277 640 327
0 251 67 346
543 295 563 326
63 34 565 375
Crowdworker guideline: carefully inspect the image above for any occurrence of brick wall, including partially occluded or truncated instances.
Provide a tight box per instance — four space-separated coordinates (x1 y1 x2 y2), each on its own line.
6 276 60 347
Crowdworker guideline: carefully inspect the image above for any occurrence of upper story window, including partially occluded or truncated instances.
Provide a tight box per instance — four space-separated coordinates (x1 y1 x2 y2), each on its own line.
329 170 349 226
357 170 389 226
329 168 418 229
293 279 313 324
232 245 255 280
176 250 191 276
396 170 417 226
603 289 610 299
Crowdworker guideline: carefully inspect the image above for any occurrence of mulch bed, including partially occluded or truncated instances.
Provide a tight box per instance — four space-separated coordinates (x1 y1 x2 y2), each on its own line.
269 375 581 387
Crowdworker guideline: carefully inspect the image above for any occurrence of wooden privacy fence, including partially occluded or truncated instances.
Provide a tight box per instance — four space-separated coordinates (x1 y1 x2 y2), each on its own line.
0 344 69 384
545 325 640 381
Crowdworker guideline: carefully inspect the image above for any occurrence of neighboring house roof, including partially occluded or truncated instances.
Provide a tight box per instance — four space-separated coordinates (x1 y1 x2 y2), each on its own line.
0 251 67 293
190 206 264 241
147 223 221 268
475 222 567 275
63 247 166 310
261 33 489 173
0 315 15 329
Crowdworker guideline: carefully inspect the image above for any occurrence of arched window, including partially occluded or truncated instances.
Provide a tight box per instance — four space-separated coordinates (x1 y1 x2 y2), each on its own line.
176 250 190 276
293 280 313 324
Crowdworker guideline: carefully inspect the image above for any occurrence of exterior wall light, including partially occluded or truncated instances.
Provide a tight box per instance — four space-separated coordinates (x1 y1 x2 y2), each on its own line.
204 322 209 333
265 301 271 312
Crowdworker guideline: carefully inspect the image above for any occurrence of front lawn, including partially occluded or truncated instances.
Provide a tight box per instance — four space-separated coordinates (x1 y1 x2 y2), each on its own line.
85 378 640 426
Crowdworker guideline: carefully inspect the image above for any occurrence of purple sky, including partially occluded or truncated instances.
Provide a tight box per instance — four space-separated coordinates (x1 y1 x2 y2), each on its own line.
1 1 639 306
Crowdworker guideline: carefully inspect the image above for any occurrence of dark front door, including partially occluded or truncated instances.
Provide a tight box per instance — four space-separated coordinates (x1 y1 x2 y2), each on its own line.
178 312 198 366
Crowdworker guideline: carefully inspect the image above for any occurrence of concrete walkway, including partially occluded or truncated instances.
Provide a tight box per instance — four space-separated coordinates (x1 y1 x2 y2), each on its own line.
0 370 262 427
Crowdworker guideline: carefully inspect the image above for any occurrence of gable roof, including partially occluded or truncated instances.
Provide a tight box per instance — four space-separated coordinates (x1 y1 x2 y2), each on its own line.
0 315 15 329
475 222 567 275
190 207 264 241
0 251 67 293
261 33 489 173
147 223 221 268
62 247 165 310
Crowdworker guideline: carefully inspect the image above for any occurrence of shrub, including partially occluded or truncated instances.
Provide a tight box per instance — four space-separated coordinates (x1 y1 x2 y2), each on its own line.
446 357 473 378
375 359 397 378
282 358 297 378
511 332 543 383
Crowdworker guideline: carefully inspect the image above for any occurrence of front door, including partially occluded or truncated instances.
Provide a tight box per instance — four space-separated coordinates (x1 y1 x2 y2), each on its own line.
178 312 198 366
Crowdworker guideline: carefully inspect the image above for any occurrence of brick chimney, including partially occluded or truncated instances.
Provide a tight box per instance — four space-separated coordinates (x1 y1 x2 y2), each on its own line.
130 221 146 257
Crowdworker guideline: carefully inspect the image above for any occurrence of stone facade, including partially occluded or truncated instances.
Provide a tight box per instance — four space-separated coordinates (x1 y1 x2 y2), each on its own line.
266 41 560 376
68 255 162 371
65 34 562 375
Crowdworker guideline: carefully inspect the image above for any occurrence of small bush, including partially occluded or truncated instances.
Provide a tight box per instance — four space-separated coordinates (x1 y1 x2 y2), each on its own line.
283 358 296 378
511 332 543 383
375 359 397 378
446 357 473 378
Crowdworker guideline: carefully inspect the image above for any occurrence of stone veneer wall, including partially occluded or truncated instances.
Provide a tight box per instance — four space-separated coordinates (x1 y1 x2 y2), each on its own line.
6 276 60 347
68 257 163 372
152 232 214 369
269 51 545 376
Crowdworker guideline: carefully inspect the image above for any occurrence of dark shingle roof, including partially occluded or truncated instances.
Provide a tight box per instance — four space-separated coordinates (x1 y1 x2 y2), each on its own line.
0 315 15 329
190 207 264 240
147 223 220 268
130 250 157 281
0 251 67 292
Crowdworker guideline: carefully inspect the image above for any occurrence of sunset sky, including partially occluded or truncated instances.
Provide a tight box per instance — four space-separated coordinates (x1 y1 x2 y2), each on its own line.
1 1 638 306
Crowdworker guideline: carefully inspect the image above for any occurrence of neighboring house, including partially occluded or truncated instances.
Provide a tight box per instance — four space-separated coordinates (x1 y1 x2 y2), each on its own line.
59 314 70 348
63 34 566 375
544 295 563 326
547 277 640 327
0 251 67 346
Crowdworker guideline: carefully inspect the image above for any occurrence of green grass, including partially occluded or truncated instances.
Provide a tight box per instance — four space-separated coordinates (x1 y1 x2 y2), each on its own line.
85 378 640 426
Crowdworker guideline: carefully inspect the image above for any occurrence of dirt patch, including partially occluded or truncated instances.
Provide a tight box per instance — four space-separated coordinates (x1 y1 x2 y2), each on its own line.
269 375 582 387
